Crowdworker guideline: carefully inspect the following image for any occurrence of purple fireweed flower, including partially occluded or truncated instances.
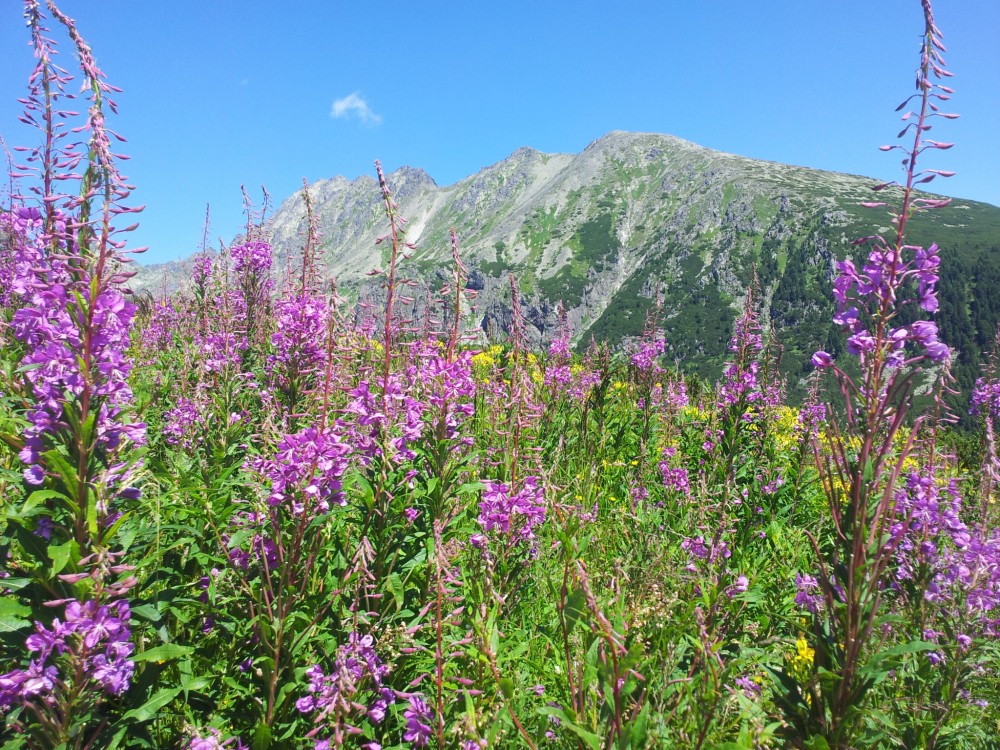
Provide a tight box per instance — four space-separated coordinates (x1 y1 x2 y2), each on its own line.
251 426 351 515
681 536 730 572
230 239 274 343
811 351 834 368
403 694 434 748
140 301 182 355
734 674 762 698
659 448 691 496
222 509 276 571
795 572 823 614
544 364 572 390
548 330 571 361
188 731 225 750
0 209 47 305
717 286 780 414
196 325 245 375
795 401 827 442
186 728 246 750
345 375 425 463
477 476 547 547
163 397 204 450
822 237 949 366
0 661 58 707
192 254 213 290
889 469 1000 645
846 331 876 357
728 302 764 355
231 240 273 276
663 379 688 409
411 342 477 443
33 516 53 541
545 361 603 403
728 575 750 598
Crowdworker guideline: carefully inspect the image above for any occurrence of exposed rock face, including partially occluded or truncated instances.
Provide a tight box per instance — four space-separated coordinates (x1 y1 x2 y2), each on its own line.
131 130 1000 383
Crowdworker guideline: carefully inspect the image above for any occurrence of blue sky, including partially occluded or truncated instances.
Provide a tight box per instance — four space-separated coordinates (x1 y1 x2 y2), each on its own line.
1 1 997 265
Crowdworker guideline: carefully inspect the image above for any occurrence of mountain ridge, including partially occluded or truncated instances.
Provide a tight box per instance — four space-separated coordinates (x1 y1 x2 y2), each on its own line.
130 130 1000 398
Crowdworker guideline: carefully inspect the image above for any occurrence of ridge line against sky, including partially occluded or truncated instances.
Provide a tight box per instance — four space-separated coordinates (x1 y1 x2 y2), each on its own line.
1 1 998 265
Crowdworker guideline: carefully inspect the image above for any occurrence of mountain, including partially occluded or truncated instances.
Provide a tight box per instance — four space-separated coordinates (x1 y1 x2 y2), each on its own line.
132 131 1000 397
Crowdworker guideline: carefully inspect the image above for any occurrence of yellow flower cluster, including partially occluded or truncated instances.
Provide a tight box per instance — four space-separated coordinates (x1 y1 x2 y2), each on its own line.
681 404 708 421
773 406 801 453
787 636 815 685
526 352 544 385
471 344 505 381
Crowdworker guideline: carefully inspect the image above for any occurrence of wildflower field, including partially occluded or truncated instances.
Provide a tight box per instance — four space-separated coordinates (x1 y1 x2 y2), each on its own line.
2 2 999 749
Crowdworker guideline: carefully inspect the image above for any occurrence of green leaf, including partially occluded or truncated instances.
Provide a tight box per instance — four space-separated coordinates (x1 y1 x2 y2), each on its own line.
538 706 601 750
803 736 831 750
20 489 70 517
562 588 587 635
41 448 80 501
179 675 212 692
861 639 937 678
131 643 193 664
0 597 32 633
85 485 98 537
252 722 272 750
105 726 129 750
130 603 162 622
629 704 649 749
877 639 938 659
47 539 78 576
226 527 255 550
456 481 483 496
498 677 515 700
385 573 405 611
120 686 182 722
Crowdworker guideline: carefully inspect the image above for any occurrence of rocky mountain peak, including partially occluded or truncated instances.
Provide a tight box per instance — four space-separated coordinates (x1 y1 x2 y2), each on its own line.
386 165 437 193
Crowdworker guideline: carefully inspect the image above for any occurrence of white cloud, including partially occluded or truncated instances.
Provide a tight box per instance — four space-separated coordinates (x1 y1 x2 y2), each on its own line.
330 92 382 125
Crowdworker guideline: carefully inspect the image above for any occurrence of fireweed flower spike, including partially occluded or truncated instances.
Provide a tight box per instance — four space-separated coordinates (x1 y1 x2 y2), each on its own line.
792 2 969 746
476 476 547 549
250 426 351 516
230 237 274 351
0 599 136 708
10 3 146 543
296 632 394 749
266 291 330 413
1 3 143 744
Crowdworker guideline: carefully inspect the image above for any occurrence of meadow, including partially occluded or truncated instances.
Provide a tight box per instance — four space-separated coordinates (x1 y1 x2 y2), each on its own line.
1 1 999 749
